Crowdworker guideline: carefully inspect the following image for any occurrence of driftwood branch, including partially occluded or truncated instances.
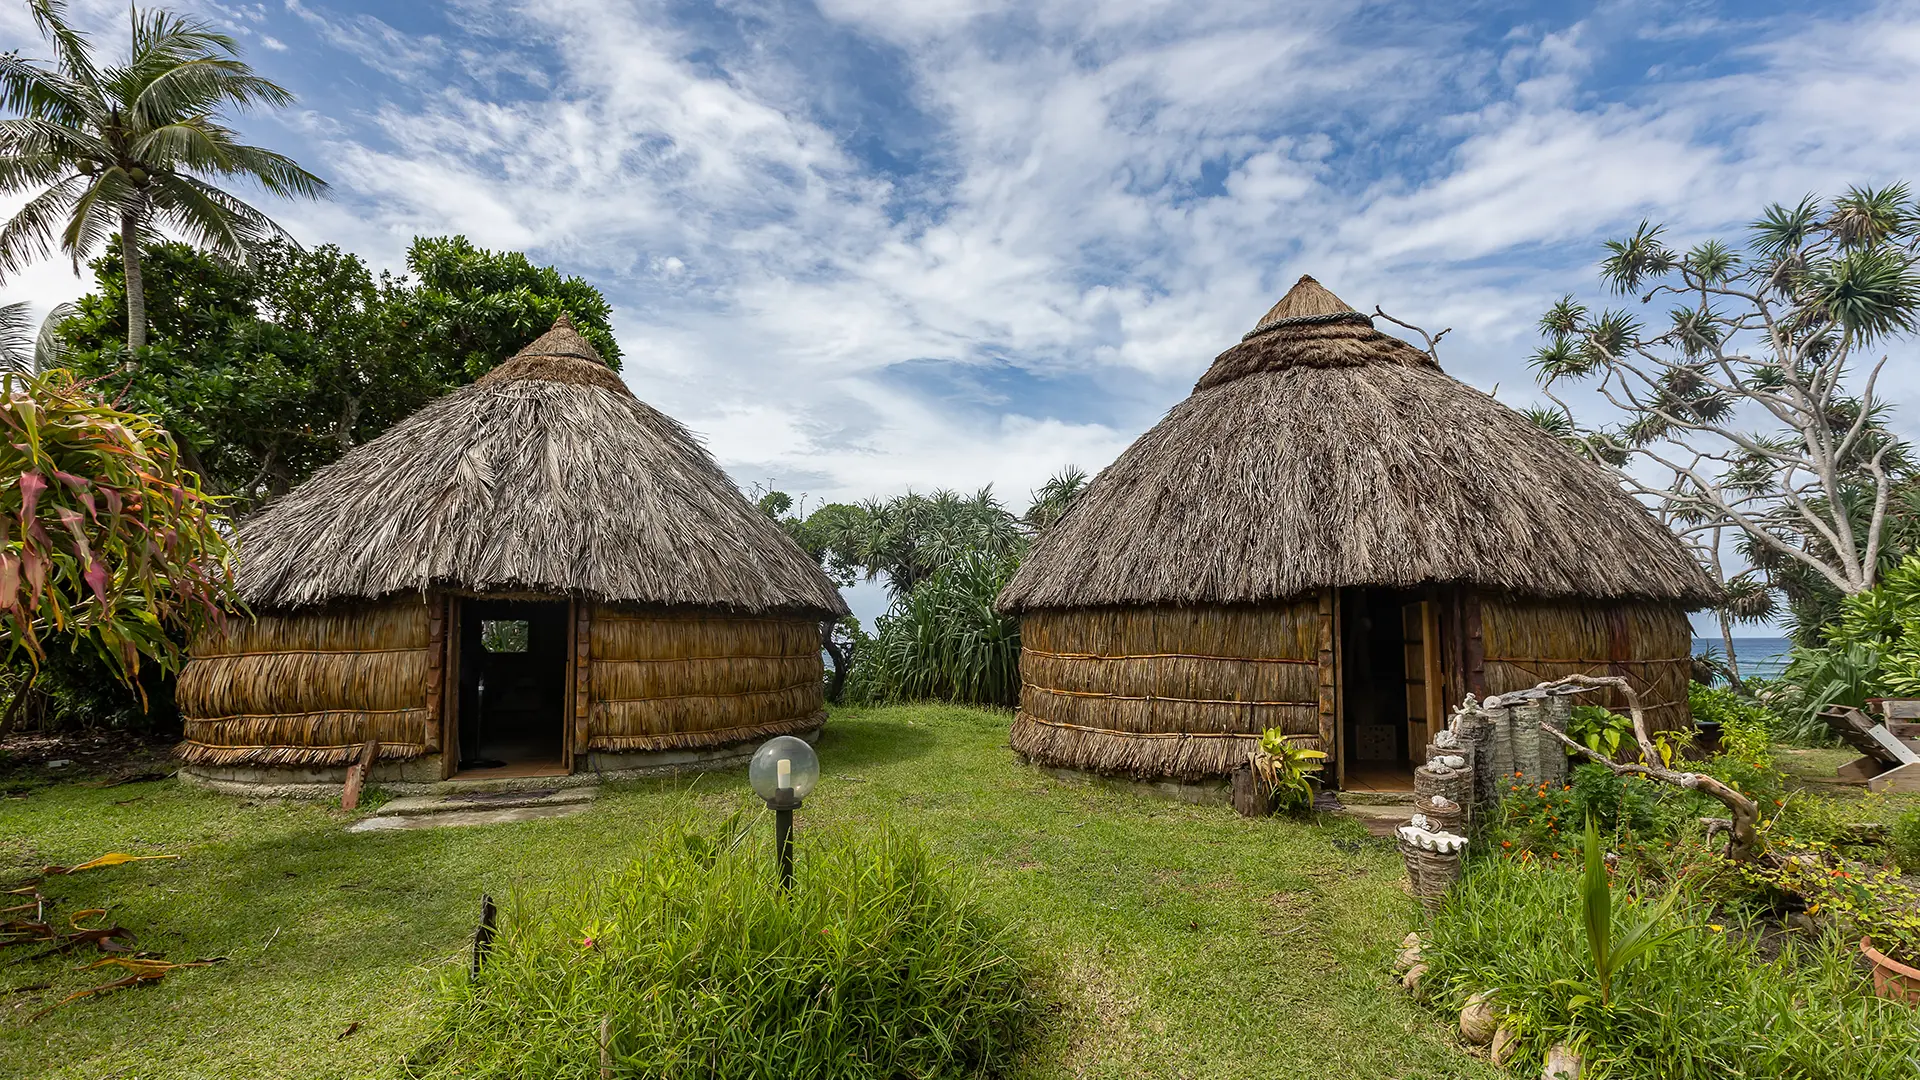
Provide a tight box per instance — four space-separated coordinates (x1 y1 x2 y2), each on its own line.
1373 306 1450 359
1515 674 1764 861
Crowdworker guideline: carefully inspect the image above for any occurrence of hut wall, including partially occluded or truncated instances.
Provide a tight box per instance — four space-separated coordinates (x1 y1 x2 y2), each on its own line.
175 597 434 766
586 606 825 752
1011 602 1321 780
1478 596 1693 734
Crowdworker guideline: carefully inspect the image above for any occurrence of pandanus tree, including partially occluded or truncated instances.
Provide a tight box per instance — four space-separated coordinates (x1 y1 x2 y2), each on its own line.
1530 186 1920 642
0 0 325 352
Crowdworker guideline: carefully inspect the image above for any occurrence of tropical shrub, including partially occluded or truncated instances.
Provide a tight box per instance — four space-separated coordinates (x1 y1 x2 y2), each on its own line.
1249 730 1325 814
0 370 234 690
1424 854 1920 1079
412 819 1036 1080
1893 807 1920 874
861 551 1022 707
1567 704 1634 759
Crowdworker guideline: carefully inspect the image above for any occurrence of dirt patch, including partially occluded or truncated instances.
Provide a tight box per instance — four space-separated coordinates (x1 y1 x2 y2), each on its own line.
0 729 175 794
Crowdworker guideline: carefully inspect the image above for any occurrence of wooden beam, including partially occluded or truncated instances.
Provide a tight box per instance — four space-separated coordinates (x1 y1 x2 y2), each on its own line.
573 601 593 762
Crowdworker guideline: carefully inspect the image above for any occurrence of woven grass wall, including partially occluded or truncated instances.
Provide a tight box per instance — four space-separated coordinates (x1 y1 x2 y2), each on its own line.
1479 596 1693 734
176 597 433 766
1011 602 1321 780
587 606 825 752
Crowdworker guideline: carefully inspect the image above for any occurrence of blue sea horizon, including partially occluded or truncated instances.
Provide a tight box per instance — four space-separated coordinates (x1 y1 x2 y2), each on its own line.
1693 636 1794 680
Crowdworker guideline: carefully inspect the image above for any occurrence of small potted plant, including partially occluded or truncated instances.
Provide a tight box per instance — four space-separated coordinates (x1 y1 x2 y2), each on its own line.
1246 729 1326 817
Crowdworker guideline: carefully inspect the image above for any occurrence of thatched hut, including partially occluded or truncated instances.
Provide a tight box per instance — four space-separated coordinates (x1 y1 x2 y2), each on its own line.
176 316 847 788
997 276 1716 791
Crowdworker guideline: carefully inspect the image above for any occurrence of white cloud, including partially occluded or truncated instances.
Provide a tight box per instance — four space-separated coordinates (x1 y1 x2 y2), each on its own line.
11 0 1920 546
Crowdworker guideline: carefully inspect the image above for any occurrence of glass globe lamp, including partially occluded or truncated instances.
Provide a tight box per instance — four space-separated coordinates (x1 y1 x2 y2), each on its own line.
749 735 819 806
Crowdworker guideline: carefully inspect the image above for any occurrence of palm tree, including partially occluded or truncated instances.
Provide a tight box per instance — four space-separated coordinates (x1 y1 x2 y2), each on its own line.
0 298 74 371
0 0 325 352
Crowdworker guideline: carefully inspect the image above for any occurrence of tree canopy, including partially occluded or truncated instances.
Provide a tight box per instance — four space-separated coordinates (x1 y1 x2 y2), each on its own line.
0 0 324 350
56 234 621 508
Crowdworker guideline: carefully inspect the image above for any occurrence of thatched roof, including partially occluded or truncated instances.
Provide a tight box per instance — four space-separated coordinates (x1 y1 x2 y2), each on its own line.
998 276 1718 612
234 315 848 616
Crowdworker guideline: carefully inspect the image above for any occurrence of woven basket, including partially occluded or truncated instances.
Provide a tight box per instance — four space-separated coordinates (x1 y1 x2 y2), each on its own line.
1414 765 1473 811
1415 795 1465 835
1399 839 1465 912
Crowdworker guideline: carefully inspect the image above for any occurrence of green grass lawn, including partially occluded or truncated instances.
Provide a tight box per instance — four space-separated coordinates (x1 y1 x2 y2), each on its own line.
1 705 1494 1079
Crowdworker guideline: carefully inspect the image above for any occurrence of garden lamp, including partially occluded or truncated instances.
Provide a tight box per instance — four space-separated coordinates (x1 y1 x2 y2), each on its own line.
749 735 819 888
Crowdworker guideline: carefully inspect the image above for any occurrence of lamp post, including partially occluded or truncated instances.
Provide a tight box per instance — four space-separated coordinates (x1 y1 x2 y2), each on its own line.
748 736 819 888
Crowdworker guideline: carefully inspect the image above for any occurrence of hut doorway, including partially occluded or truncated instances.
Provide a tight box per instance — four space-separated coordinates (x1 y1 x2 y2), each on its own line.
1336 588 1444 793
455 599 572 777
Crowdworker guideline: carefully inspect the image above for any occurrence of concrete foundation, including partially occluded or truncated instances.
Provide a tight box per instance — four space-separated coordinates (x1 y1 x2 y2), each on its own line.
177 725 821 800
1034 763 1233 806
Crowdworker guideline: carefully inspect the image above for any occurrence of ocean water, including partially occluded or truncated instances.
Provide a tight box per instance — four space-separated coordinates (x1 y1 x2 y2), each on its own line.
1692 636 1794 680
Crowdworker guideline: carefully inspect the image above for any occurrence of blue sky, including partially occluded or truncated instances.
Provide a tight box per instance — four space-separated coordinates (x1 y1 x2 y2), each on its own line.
5 0 1920 631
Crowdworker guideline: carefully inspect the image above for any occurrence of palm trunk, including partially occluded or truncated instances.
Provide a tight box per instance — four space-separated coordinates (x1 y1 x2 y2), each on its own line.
1718 609 1745 692
120 210 146 352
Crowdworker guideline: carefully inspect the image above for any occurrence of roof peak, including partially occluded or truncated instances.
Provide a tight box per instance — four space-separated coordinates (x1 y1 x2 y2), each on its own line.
514 313 606 366
1248 275 1370 336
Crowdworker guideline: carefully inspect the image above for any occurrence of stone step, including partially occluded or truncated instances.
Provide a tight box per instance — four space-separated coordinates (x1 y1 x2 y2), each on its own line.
348 787 596 832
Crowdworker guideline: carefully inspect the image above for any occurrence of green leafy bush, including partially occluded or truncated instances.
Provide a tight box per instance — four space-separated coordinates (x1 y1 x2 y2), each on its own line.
1891 807 1920 874
861 551 1022 707
1567 705 1634 759
413 819 1036 1079
1425 855 1920 1079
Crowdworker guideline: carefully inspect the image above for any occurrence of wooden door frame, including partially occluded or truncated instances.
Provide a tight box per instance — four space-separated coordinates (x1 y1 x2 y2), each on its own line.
439 594 585 778
440 594 460 780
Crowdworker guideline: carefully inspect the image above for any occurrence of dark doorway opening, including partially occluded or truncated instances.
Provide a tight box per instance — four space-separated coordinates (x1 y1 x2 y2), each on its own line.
1338 587 1433 793
457 599 569 776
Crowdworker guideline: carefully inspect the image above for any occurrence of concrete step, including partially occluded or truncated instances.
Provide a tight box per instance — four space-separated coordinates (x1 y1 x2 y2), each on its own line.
348 787 597 832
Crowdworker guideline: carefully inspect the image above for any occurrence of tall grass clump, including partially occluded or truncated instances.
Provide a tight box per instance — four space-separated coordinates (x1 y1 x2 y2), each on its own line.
408 817 1036 1079
1423 857 1920 1079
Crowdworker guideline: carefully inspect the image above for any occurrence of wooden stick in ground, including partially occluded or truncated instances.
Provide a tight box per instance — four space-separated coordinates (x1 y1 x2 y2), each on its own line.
600 1014 613 1079
1518 673 1764 862
340 738 380 811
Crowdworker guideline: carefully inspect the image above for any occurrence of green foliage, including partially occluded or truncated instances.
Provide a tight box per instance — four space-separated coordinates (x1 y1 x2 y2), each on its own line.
837 488 1026 599
864 552 1021 707
57 236 620 506
0 369 235 686
392 235 620 381
1020 465 1088 534
1733 844 1920 967
1249 731 1325 815
412 818 1035 1080
0 0 326 347
1426 855 1920 1079
1891 807 1920 874
1567 704 1633 758
1572 815 1686 1007
1533 187 1920 638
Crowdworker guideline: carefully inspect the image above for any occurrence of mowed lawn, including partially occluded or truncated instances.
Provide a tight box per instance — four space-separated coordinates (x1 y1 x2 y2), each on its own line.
1 705 1493 1079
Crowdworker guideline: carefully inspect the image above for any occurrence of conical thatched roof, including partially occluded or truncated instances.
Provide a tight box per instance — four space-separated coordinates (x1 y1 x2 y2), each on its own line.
998 276 1717 612
234 316 848 615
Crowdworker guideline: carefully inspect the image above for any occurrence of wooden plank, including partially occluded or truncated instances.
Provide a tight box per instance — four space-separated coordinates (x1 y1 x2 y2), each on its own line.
1317 588 1336 775
1422 599 1444 750
342 738 380 810
1835 755 1882 785
424 594 445 754
561 599 577 773
1463 591 1486 699
1401 600 1429 765
442 596 461 779
573 602 593 760
1869 760 1920 794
